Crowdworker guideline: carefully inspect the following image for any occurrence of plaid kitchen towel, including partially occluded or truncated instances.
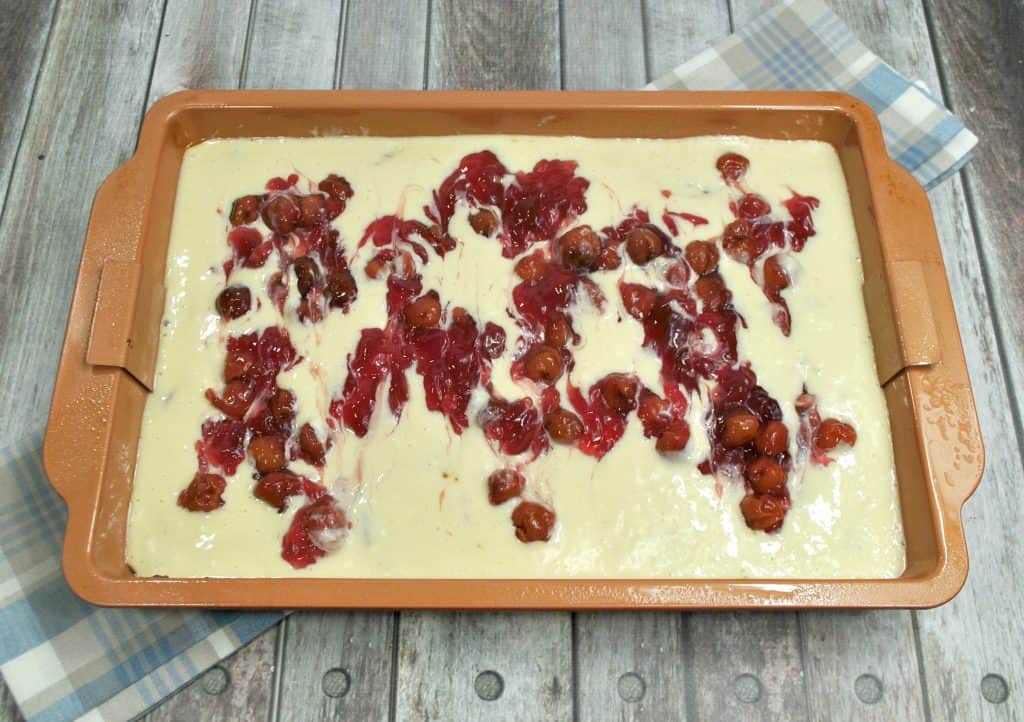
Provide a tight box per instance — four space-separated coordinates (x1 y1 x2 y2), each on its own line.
0 431 283 722
647 0 977 189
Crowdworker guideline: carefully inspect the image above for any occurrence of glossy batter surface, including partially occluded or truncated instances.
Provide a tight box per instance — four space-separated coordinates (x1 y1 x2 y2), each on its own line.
127 135 905 578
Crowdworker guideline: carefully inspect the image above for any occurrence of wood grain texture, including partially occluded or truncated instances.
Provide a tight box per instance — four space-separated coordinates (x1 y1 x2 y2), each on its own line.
427 0 560 89
0 0 57 213
396 613 573 722
340 0 429 89
0 0 163 437
927 0 1024 424
575 613 687 722
244 0 342 88
799 612 925 720
145 627 278 722
689 613 808 721
148 0 253 104
561 0 646 89
642 0 731 81
276 613 396 722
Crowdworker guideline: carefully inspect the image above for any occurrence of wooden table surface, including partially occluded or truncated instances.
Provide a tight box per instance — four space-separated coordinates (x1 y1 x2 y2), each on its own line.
0 0 1020 719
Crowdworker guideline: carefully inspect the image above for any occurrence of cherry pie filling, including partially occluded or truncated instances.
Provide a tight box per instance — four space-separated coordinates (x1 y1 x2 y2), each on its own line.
176 150 859 569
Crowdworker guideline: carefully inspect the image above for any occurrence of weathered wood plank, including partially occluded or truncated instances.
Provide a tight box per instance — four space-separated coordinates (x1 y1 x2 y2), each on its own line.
575 613 687 722
914 1 1024 717
561 0 646 89
799 612 924 721
689 612 808 721
277 613 396 722
427 0 560 90
145 628 277 722
0 0 57 212
927 0 1024 419
340 0 429 89
396 613 573 722
148 0 252 104
642 0 731 81
244 0 342 88
0 0 164 428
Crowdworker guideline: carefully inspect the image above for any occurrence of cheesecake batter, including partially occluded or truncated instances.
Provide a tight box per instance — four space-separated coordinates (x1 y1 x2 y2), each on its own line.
127 135 905 579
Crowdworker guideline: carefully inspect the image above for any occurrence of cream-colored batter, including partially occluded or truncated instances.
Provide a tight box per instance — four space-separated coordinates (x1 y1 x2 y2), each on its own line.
127 135 905 579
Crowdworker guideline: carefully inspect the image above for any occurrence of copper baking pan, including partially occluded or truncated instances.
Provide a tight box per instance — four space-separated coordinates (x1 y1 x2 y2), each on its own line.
43 90 983 609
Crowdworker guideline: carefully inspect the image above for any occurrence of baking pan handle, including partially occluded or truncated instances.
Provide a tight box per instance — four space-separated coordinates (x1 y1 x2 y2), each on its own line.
883 162 985 508
45 156 152 502
82 158 161 390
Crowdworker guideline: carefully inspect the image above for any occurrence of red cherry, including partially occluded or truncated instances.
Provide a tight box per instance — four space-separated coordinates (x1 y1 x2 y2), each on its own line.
229 195 261 226
763 255 790 293
815 419 857 450
261 194 300 234
740 493 788 532
215 286 251 320
544 408 583 444
721 411 760 448
755 420 788 456
656 422 690 453
514 253 546 283
511 501 556 542
468 208 500 237
254 471 304 512
487 469 526 505
318 174 353 200
600 373 639 414
625 226 664 265
405 294 442 328
298 423 327 466
523 345 564 383
746 457 786 494
249 435 286 474
737 194 770 220
716 152 750 182
553 226 601 272
177 473 227 512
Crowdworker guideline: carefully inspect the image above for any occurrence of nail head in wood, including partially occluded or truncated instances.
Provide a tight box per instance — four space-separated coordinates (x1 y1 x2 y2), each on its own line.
617 672 646 703
854 674 883 704
733 673 762 704
200 665 229 696
322 667 351 698
474 670 504 701
981 674 1009 704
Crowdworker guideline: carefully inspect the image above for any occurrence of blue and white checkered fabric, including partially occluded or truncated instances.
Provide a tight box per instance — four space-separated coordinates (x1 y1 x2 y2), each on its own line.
647 0 977 189
1 1 976 720
0 431 282 721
